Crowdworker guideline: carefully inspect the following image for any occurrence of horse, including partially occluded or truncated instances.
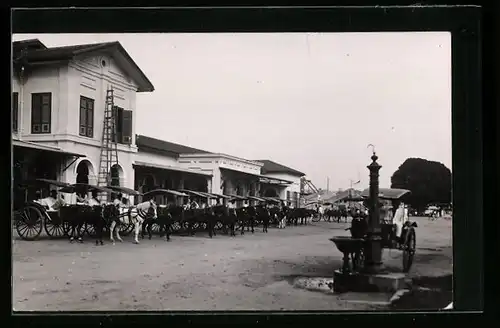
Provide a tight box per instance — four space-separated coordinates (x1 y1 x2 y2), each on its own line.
141 205 173 241
214 205 238 236
60 205 87 243
85 205 107 246
236 207 253 235
256 205 271 232
109 199 157 244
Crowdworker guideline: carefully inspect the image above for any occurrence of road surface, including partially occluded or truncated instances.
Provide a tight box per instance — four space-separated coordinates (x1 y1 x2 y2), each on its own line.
13 216 452 311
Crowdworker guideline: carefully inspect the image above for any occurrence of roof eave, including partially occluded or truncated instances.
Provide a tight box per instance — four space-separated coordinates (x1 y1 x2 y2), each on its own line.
263 169 305 177
72 43 155 93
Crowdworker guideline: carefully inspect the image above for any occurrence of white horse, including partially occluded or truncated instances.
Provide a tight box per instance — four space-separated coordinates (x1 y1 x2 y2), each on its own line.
109 199 157 244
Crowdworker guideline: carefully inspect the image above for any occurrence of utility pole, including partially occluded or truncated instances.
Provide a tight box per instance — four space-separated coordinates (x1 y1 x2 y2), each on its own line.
327 177 330 192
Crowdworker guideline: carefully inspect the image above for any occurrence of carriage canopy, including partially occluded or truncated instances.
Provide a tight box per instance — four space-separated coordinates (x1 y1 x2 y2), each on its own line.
180 189 215 199
59 183 115 194
143 188 189 197
105 185 142 196
33 178 71 188
247 196 266 202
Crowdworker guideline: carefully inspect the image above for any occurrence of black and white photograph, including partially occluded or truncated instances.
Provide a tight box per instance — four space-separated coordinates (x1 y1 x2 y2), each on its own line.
12 31 452 311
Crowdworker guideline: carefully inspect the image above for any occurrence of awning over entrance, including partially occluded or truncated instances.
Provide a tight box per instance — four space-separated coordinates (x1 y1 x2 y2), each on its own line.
13 139 85 157
133 161 212 177
220 167 292 184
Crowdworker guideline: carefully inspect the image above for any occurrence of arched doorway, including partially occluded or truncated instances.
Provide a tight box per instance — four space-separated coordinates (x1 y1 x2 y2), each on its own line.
76 161 90 184
264 188 278 198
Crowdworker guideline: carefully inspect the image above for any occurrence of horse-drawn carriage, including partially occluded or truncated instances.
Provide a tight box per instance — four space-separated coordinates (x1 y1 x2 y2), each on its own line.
13 179 115 242
345 188 418 273
13 178 70 241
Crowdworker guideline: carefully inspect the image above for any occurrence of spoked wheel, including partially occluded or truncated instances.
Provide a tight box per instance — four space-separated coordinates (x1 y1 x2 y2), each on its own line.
44 215 66 239
171 221 182 233
215 221 223 231
311 215 320 223
192 222 200 230
86 223 96 237
119 222 135 236
60 221 86 239
151 223 160 234
15 206 43 241
402 228 416 273
198 222 207 231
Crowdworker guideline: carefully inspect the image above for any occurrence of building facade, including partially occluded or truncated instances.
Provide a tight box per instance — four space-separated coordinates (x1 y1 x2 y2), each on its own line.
12 39 306 206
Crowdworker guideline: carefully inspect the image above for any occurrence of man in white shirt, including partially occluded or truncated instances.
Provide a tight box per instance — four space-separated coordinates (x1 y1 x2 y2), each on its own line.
37 190 57 211
393 202 406 239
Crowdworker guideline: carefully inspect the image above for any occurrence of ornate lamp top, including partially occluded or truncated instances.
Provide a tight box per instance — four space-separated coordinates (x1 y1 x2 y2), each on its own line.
367 144 381 169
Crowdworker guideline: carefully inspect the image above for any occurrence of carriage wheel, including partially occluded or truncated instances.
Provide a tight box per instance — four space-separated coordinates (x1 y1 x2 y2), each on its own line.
86 223 96 237
119 222 134 236
171 221 182 233
215 221 223 231
311 214 320 222
182 221 192 232
151 222 160 234
62 221 71 235
192 222 200 230
78 222 87 237
15 206 43 241
402 228 416 273
44 216 66 239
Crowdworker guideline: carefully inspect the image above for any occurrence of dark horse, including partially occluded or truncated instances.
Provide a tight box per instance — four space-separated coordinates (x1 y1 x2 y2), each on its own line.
60 205 87 243
141 205 172 241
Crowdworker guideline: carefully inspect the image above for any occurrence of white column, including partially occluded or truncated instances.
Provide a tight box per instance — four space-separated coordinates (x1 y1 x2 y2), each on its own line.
207 178 212 193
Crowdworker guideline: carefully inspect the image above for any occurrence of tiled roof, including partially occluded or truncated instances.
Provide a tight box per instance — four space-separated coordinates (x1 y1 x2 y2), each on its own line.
324 188 363 203
361 188 411 200
136 135 213 156
254 159 305 177
13 39 154 92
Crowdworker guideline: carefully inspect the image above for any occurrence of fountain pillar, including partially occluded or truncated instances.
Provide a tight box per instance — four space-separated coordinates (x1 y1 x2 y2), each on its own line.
363 151 384 274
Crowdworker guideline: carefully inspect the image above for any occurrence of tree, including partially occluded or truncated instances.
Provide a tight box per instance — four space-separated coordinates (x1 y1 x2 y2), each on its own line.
390 158 452 211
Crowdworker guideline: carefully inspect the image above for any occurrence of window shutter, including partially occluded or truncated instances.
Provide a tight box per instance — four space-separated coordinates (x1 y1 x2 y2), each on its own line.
121 110 133 144
111 106 118 142
32 94 41 123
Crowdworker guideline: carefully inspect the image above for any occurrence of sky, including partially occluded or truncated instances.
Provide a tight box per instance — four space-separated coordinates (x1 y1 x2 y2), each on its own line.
13 32 451 190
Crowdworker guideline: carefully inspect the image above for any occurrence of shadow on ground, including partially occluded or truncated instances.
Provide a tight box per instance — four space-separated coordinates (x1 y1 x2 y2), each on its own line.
391 274 453 310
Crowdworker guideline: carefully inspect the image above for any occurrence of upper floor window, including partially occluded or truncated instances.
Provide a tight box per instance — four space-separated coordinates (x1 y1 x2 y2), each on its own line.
79 96 94 138
31 93 51 134
112 106 133 144
287 190 291 200
12 92 19 132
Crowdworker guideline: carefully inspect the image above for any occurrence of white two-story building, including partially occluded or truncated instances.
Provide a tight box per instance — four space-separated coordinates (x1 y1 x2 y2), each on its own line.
12 38 155 197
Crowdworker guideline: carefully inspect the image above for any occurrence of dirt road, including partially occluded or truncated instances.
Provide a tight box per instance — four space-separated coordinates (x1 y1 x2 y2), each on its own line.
13 217 452 311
